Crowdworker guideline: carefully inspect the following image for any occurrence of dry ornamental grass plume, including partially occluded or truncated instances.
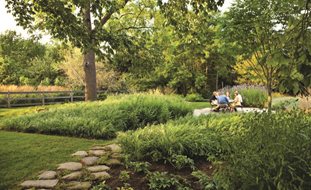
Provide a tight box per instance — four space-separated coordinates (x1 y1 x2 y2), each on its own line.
0 85 68 92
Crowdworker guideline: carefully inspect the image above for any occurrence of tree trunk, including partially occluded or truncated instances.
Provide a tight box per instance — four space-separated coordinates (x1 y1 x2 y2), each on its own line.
83 1 97 101
83 50 97 101
267 78 272 112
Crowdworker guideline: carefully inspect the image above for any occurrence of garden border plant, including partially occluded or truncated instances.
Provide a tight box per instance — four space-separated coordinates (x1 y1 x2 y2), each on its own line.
1 94 192 139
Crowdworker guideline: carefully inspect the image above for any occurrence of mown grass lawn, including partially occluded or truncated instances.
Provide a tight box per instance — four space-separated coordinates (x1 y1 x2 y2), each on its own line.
0 130 109 190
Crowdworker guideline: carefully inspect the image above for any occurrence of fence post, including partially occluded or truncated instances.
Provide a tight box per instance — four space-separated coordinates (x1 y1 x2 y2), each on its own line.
70 92 74 102
7 91 11 108
41 92 45 106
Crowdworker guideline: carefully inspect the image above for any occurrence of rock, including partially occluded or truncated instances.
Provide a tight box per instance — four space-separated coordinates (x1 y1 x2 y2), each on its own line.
62 171 82 181
57 162 82 171
71 151 88 157
20 180 58 189
87 165 110 172
38 171 57 180
110 153 122 159
67 181 91 190
92 171 111 180
90 146 106 150
89 150 107 156
104 144 122 153
81 156 99 166
105 159 122 166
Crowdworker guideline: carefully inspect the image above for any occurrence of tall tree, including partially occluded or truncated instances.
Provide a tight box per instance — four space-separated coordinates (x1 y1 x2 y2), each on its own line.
222 0 311 110
5 0 224 100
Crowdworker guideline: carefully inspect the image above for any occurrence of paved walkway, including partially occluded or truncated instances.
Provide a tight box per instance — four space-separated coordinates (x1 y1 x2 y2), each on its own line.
193 107 268 116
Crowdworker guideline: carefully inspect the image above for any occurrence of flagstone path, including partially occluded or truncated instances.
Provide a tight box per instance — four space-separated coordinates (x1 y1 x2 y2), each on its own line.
20 143 122 190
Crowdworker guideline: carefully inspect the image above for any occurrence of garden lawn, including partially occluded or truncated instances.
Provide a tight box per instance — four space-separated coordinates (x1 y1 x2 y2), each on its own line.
0 130 108 190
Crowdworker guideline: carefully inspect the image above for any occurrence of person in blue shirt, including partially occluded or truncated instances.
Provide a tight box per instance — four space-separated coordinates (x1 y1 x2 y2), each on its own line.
212 94 230 112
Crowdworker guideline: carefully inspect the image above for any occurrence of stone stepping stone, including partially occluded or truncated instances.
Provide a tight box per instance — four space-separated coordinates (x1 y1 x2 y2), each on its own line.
110 153 122 159
67 181 91 190
21 179 58 189
104 144 122 153
92 171 111 180
62 171 82 181
81 156 99 166
38 171 57 180
105 159 122 166
71 151 88 157
90 146 106 150
89 149 106 156
87 165 110 172
57 162 82 171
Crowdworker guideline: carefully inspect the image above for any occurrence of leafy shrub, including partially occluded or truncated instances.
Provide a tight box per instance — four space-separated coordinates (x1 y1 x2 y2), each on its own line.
119 170 130 183
191 171 216 190
168 154 195 170
147 172 181 190
1 94 191 139
185 93 205 102
91 183 112 190
126 161 151 174
272 97 299 110
213 112 311 190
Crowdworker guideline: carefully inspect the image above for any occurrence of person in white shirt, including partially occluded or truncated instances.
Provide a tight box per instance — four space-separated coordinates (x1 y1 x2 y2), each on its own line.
231 90 243 111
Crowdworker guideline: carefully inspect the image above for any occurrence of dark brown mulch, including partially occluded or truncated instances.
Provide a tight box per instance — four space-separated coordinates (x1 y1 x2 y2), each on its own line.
104 159 214 190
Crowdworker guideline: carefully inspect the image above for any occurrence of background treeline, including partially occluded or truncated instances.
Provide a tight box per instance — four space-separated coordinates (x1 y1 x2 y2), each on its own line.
1 0 310 98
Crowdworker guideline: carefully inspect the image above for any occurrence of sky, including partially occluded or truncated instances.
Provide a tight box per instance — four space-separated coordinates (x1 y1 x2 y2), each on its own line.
0 0 233 43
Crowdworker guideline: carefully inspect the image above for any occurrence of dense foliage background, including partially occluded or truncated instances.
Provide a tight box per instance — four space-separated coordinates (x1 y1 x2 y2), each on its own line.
2 0 309 97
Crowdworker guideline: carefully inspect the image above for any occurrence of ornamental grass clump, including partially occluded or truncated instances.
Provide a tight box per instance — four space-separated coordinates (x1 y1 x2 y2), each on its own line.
119 111 311 189
213 112 311 190
1 94 191 139
118 114 243 162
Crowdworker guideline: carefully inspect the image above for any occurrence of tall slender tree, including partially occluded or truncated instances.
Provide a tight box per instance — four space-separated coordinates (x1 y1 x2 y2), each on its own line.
222 0 311 111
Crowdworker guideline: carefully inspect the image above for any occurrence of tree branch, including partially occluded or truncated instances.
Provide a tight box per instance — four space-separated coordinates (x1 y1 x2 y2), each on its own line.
116 26 154 32
97 0 130 29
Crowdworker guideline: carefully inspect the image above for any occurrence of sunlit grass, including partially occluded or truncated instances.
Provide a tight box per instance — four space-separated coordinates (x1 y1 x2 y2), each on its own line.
0 130 109 190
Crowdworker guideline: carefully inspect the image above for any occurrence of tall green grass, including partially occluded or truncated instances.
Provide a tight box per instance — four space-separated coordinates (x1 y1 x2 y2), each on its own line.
118 114 243 161
1 94 191 139
239 88 268 107
118 112 311 189
220 85 268 107
214 112 311 189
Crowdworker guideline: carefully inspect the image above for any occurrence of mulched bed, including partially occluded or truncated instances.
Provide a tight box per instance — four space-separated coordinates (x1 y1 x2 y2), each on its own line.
104 159 214 190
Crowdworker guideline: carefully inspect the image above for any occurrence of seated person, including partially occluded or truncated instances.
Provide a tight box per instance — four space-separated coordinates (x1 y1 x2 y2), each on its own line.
213 94 230 112
210 91 218 106
230 91 243 111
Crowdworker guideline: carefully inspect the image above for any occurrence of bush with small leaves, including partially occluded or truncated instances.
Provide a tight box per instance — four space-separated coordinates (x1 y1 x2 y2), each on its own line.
168 154 195 170
192 171 216 190
147 172 181 190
